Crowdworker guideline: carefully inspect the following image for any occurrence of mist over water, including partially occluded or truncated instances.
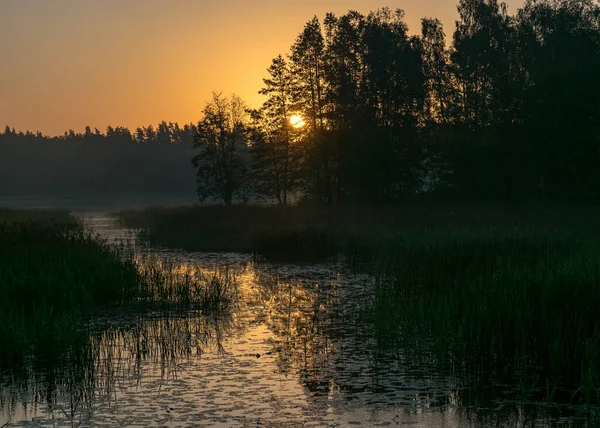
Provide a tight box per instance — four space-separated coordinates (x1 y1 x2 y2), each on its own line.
0 193 197 213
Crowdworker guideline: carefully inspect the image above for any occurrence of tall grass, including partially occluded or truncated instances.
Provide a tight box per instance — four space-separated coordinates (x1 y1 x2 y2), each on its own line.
116 204 396 254
116 202 600 256
115 203 600 398
359 229 600 391
0 207 75 224
135 255 237 313
0 209 236 365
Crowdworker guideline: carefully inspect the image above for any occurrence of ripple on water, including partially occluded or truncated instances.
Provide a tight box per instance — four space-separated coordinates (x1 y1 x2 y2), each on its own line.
0 213 593 428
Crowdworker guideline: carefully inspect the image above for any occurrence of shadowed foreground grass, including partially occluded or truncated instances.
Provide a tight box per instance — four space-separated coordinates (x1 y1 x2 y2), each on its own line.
0 209 235 365
116 203 600 399
362 230 600 399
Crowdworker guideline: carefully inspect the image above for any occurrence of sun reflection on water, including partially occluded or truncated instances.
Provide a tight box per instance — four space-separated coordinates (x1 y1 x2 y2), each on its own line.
1 214 595 427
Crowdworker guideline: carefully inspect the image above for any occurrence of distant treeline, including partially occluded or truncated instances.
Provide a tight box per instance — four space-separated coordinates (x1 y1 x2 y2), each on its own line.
3 0 600 205
193 0 600 205
0 122 197 197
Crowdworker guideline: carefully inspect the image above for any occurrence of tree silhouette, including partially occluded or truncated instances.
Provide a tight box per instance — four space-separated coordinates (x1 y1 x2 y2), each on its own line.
250 55 304 205
192 92 251 204
2 0 599 205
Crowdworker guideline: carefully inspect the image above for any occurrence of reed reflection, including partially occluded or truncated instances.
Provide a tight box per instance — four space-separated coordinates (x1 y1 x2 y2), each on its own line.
1 254 596 427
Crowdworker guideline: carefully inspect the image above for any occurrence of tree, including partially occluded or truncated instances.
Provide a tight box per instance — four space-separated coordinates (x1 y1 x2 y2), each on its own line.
144 125 157 144
181 123 197 146
516 0 600 198
447 0 530 199
134 127 145 144
170 122 183 144
323 11 365 130
192 92 251 204
335 8 427 203
251 55 304 205
291 16 327 133
157 121 171 145
291 17 339 203
421 18 453 124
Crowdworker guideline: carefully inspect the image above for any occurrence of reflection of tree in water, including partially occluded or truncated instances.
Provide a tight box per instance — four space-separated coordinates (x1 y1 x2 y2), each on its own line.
246 270 595 427
2 260 596 427
254 272 340 401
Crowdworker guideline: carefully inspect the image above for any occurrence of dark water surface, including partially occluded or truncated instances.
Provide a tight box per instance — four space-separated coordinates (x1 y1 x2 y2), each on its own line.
0 213 595 427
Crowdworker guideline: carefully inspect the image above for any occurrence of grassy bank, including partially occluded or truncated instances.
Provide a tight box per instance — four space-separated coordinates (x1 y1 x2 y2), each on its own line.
0 209 235 365
359 227 600 402
115 202 600 258
362 230 599 395
115 203 600 398
116 204 355 255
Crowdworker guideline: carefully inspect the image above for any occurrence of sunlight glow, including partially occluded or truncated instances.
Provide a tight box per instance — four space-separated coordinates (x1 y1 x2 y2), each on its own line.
290 115 305 129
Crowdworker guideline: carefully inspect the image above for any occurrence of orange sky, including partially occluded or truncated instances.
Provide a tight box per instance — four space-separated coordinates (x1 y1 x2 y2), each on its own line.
0 0 523 136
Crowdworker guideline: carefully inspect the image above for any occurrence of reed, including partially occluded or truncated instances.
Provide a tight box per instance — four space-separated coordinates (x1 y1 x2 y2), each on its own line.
362 228 600 399
0 209 237 365
115 203 600 396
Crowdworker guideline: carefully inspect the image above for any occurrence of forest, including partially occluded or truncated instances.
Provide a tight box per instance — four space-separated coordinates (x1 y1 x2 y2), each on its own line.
0 122 196 198
2 0 599 206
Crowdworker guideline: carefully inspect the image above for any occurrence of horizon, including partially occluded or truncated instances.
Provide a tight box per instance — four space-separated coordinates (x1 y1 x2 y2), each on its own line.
0 0 523 137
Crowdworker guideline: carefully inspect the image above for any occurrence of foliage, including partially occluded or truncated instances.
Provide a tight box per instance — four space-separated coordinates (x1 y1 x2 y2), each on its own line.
245 1 600 204
2 0 600 204
0 214 139 363
192 93 252 204
248 56 304 204
0 210 236 365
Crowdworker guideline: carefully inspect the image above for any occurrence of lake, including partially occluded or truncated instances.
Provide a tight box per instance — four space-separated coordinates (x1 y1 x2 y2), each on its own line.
0 212 594 427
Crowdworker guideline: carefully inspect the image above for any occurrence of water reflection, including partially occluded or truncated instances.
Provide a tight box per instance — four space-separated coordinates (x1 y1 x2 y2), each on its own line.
0 214 595 427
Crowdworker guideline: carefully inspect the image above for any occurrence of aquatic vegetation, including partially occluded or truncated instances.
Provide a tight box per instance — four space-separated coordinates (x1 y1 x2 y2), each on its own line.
115 203 600 399
116 204 393 256
4 206 596 425
0 207 74 224
116 202 600 257
1 209 598 426
363 229 600 400
0 309 238 427
0 216 133 363
0 210 237 366
135 255 238 313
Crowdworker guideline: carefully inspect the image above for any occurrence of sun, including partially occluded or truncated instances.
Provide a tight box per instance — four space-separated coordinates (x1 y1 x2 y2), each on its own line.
290 114 305 128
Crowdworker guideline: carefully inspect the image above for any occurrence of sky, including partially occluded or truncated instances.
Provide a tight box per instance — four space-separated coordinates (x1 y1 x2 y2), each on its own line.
0 0 523 136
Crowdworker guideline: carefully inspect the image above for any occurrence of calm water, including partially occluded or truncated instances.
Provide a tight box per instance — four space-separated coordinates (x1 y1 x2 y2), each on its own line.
0 214 593 427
